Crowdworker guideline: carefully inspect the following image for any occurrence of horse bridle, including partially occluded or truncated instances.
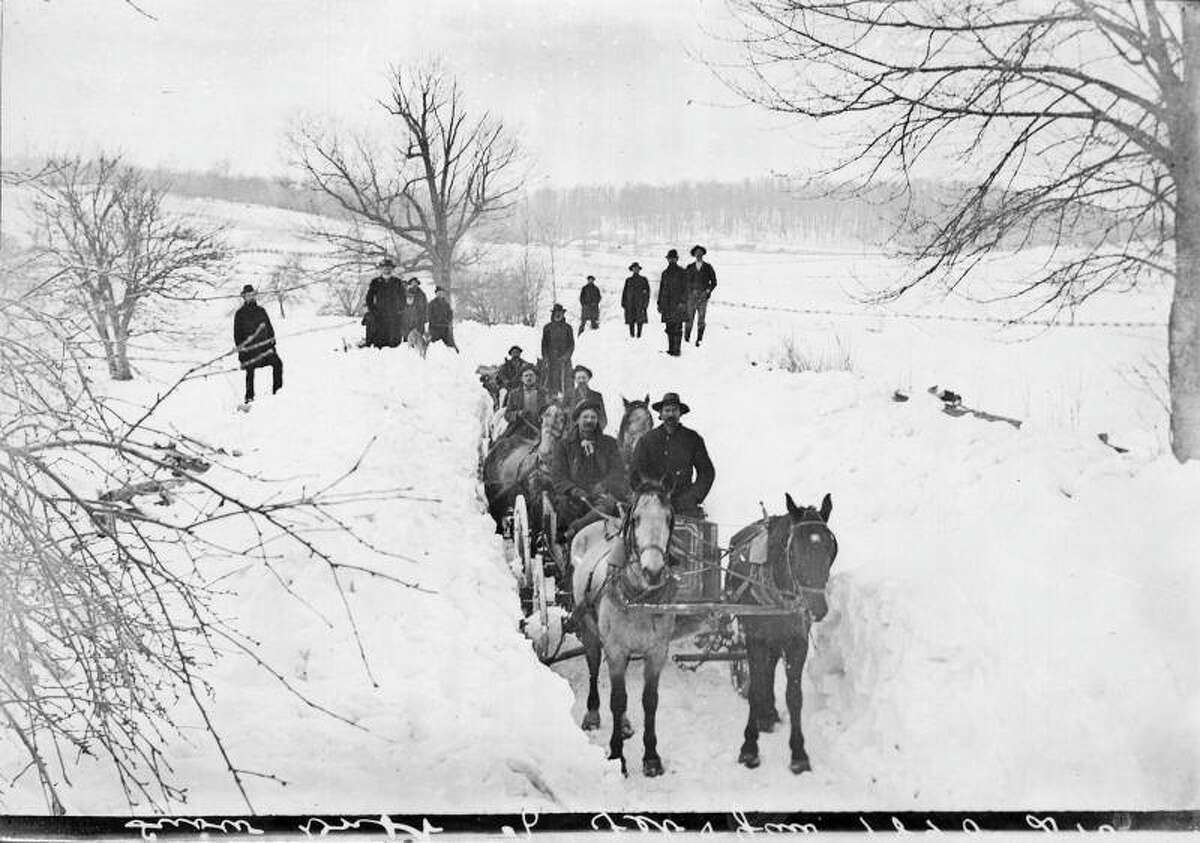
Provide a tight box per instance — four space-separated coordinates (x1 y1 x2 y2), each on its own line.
774 518 836 620
614 495 675 603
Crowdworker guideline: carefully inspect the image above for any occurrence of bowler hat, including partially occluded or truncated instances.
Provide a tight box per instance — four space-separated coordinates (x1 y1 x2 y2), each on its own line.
551 303 565 313
690 244 707 258
240 284 255 295
629 262 642 271
666 249 679 260
586 275 596 281
572 398 604 421
651 391 690 415
572 364 593 378
508 345 523 356
376 257 395 269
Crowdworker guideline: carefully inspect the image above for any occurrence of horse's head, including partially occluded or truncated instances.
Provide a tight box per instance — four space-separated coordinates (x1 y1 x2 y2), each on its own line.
623 478 674 591
541 401 567 441
775 492 837 622
618 395 654 461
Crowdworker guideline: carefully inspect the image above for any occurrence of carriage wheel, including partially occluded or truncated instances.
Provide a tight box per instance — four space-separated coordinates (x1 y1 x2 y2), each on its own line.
530 562 563 662
728 620 750 699
541 491 561 575
513 494 533 588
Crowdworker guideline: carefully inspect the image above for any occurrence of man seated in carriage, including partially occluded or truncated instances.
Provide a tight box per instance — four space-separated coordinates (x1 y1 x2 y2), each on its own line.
629 391 715 518
561 364 608 431
501 365 549 439
496 345 530 395
548 399 630 541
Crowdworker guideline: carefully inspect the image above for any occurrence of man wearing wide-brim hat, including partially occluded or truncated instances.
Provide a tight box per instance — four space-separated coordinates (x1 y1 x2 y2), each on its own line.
563 363 608 431
629 391 714 517
549 398 630 540
540 303 575 396
621 261 651 339
233 284 283 407
658 249 688 356
684 244 717 347
496 344 530 396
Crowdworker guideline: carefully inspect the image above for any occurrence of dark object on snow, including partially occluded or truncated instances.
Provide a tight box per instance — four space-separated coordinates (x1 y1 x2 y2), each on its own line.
1098 432 1129 454
727 492 836 774
928 385 962 405
892 390 910 402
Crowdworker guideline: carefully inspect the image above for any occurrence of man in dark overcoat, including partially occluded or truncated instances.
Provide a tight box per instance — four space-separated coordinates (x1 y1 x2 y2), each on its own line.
497 345 529 394
364 257 405 347
550 400 630 539
562 364 607 430
621 261 651 338
233 284 283 405
658 249 688 356
684 244 718 346
630 392 715 516
428 286 459 352
502 365 548 438
540 303 575 396
578 275 602 335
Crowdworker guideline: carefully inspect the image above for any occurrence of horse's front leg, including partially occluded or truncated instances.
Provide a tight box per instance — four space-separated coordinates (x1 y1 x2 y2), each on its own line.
580 613 602 731
783 636 811 774
606 650 631 775
640 637 670 777
760 642 782 733
738 635 769 768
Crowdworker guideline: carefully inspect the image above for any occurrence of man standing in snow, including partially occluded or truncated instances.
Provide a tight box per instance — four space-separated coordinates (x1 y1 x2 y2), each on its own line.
579 275 602 335
364 257 404 348
683 244 717 346
550 400 629 540
541 303 575 396
658 249 688 356
406 278 428 334
427 286 459 352
233 284 283 406
630 392 714 517
621 261 650 338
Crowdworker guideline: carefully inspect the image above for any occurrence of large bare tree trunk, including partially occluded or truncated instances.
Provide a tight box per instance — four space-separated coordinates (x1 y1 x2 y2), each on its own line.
1171 6 1200 461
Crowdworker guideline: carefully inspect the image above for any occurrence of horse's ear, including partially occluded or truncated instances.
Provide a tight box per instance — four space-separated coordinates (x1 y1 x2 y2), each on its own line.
643 394 650 406
623 396 632 409
820 493 832 522
785 493 798 515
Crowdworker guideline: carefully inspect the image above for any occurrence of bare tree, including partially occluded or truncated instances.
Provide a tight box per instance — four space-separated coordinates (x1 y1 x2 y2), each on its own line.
291 63 524 293
0 295 427 813
723 0 1200 460
28 156 230 381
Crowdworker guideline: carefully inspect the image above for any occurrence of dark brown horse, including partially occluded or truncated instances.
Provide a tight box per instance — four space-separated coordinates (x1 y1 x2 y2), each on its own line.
726 493 836 774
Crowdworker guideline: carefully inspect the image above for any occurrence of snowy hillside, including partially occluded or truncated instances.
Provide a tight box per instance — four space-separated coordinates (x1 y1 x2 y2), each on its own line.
3 194 1196 813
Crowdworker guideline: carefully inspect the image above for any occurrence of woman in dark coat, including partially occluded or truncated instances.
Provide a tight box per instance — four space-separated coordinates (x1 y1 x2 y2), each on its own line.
364 258 405 347
621 261 651 338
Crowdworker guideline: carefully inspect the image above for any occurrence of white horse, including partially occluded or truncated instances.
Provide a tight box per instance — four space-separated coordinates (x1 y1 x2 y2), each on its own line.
570 481 675 777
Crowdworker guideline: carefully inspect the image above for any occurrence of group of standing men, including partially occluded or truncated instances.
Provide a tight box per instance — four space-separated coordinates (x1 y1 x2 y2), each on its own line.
584 244 717 356
362 257 458 352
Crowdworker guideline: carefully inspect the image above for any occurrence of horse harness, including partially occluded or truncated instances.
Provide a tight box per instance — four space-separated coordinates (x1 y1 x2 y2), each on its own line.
725 516 836 625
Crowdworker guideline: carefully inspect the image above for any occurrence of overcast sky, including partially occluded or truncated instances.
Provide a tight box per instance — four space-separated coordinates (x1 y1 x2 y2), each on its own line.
3 0 824 187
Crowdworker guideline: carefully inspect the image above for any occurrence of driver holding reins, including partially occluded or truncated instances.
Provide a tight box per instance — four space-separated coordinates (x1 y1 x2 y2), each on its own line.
629 391 715 518
548 399 630 540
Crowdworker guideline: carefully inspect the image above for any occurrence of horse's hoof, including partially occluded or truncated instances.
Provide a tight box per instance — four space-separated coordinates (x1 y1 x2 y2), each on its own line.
621 717 635 739
789 757 811 774
609 753 628 777
738 749 761 769
581 711 601 731
643 757 664 777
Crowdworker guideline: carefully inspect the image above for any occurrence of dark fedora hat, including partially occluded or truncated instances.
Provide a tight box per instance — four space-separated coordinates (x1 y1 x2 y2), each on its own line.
551 302 565 312
376 256 396 268
666 248 679 260
690 244 707 258
508 345 523 356
629 261 642 271
586 275 596 281
572 398 604 421
572 363 593 378
240 284 255 295
651 391 690 415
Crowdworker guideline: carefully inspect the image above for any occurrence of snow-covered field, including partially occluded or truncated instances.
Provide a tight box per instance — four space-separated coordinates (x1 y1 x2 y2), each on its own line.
2 196 1197 813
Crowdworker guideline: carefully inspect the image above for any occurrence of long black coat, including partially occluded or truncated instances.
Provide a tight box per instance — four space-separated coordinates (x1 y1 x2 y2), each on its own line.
550 429 629 503
658 263 688 324
541 319 575 361
428 296 453 328
365 275 405 345
630 422 715 512
233 302 276 365
579 282 601 318
621 273 651 324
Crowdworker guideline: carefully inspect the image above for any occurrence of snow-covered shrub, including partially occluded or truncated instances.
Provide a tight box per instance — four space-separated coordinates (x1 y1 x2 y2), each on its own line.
457 259 546 327
770 333 853 373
